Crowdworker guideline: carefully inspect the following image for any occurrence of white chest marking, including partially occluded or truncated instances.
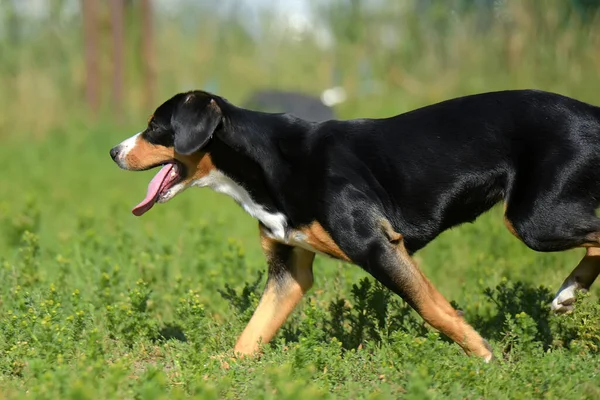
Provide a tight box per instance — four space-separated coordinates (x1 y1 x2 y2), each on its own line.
192 170 288 240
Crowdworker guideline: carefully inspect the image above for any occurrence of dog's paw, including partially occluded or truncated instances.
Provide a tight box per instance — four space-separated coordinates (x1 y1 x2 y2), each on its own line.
482 339 494 363
551 281 582 314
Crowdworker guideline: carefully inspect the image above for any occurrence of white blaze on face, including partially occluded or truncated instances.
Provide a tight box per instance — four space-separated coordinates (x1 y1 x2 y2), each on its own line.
117 132 142 159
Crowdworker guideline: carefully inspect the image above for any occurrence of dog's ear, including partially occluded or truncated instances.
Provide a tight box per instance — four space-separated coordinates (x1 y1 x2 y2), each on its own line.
172 95 222 155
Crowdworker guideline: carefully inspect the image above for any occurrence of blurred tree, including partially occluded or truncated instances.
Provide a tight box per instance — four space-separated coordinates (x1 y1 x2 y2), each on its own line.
82 0 99 116
140 0 155 110
318 0 365 45
0 0 20 81
2 0 20 45
110 0 124 122
49 0 68 21
570 0 600 22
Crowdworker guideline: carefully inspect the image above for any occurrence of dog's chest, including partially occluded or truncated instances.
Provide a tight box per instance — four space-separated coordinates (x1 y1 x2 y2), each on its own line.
192 170 288 238
191 170 325 254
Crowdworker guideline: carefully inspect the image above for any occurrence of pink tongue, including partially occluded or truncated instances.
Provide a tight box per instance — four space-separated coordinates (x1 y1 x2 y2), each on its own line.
132 164 174 216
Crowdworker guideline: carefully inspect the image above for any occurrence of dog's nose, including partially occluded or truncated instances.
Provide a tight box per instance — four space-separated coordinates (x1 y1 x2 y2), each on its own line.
110 146 120 161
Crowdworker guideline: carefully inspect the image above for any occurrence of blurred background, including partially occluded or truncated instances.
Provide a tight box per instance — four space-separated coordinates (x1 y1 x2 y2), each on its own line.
2 0 600 137
2 5 600 395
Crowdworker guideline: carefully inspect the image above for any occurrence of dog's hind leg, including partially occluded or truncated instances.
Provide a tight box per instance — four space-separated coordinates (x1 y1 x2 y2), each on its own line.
233 224 315 356
332 217 493 361
551 248 600 313
504 191 600 313
371 238 492 360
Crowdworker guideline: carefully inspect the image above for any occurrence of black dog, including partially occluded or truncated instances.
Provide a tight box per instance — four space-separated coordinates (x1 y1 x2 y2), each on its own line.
110 89 600 361
242 89 336 122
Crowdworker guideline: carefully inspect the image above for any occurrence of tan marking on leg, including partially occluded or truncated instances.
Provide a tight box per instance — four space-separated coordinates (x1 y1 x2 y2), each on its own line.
503 203 521 239
380 219 403 243
298 221 351 262
580 232 600 247
234 231 315 356
504 218 520 239
392 240 493 361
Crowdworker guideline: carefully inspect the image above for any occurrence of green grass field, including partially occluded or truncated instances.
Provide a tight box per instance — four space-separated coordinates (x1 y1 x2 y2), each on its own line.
0 119 599 399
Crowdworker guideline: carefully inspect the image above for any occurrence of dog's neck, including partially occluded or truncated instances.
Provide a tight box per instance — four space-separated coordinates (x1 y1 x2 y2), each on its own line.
217 103 314 197
218 103 314 170
200 105 314 236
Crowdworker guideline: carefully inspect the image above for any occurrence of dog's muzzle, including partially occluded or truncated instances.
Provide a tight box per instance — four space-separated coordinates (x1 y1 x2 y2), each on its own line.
109 145 129 170
110 146 120 162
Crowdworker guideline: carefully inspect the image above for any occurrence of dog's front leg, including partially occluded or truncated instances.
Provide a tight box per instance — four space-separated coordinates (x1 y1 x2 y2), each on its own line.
233 225 315 356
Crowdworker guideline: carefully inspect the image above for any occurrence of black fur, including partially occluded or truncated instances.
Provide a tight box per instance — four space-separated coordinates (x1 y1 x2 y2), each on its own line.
173 96 222 155
142 89 600 261
143 93 222 153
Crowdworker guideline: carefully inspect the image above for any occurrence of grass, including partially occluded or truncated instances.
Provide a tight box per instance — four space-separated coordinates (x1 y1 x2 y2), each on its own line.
3 1 600 399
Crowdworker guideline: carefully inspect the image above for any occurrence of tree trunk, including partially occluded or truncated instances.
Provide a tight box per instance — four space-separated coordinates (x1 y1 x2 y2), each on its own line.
141 0 156 110
110 0 125 122
82 0 99 116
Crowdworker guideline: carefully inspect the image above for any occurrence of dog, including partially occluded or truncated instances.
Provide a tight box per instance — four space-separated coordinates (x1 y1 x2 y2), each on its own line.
110 89 600 362
242 89 336 122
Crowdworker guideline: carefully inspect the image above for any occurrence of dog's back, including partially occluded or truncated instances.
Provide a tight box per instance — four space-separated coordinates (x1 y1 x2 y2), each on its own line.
304 90 600 252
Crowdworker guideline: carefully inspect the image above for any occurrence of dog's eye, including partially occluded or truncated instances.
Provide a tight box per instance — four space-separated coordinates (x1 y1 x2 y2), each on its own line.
143 126 174 147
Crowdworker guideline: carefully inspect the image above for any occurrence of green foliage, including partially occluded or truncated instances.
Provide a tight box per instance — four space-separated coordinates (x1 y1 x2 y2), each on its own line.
552 292 600 354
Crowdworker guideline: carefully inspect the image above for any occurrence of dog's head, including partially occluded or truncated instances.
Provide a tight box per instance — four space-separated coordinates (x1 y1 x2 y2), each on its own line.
110 91 223 216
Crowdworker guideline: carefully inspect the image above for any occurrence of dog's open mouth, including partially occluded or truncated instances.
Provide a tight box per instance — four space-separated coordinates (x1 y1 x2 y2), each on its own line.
132 162 184 216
